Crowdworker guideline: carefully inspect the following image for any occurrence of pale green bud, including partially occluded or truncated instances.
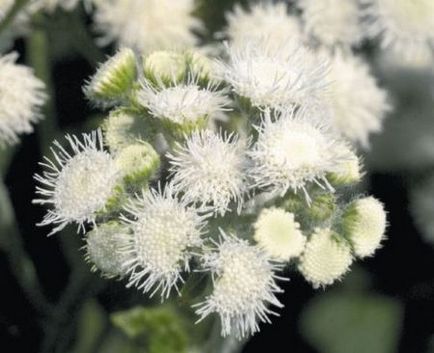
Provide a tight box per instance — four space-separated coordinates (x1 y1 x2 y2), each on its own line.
103 109 156 152
341 197 387 258
328 150 362 186
298 228 353 289
84 48 137 106
307 193 337 222
115 143 160 185
84 222 131 278
186 50 215 82
143 51 187 85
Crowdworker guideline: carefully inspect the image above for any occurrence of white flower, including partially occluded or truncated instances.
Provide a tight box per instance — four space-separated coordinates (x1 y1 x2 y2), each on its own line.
0 52 46 146
298 228 353 288
249 109 346 201
194 231 285 338
0 0 13 21
321 51 390 147
93 0 203 53
299 0 364 48
219 40 328 109
121 186 208 298
138 79 231 128
167 129 249 216
343 197 387 258
33 130 120 235
362 0 434 58
224 2 302 50
84 222 131 278
254 207 306 262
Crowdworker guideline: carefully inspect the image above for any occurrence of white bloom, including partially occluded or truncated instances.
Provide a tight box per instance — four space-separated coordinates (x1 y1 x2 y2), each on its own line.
322 51 390 147
343 197 387 258
33 130 120 235
224 2 302 50
138 80 230 128
299 0 364 48
249 109 347 201
121 186 208 298
0 53 46 146
93 0 203 53
219 41 328 109
167 129 249 216
84 222 131 278
328 146 362 185
363 0 434 58
298 228 353 288
0 0 13 21
254 207 306 262
194 231 285 338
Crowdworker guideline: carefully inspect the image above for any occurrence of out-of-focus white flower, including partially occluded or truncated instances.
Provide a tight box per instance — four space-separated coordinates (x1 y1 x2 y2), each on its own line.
219 41 328 109
224 2 302 50
167 129 249 216
0 0 13 21
322 51 390 148
249 109 346 201
411 176 434 245
363 0 434 58
342 197 387 258
138 79 230 130
84 222 131 278
194 231 285 338
33 130 120 235
298 228 353 288
254 207 306 262
299 0 364 48
93 0 203 53
121 186 208 298
0 52 46 146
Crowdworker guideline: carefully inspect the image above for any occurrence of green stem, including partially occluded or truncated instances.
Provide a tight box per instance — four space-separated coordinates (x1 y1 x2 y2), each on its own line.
0 179 51 313
0 0 31 35
26 22 57 155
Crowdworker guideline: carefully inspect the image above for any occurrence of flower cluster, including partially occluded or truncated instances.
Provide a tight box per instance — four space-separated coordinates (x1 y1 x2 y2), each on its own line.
34 0 390 340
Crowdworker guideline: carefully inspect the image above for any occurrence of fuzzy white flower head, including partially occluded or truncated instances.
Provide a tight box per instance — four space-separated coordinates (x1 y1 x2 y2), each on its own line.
249 109 347 201
121 186 208 298
33 130 120 235
84 222 131 278
224 2 302 50
343 197 387 258
167 129 249 216
298 228 353 288
254 207 306 262
219 40 329 109
195 231 285 338
363 0 434 57
0 53 46 146
299 0 364 48
93 0 203 53
138 79 231 129
322 51 390 147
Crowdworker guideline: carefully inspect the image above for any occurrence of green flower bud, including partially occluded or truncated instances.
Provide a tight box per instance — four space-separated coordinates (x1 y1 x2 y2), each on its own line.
143 51 187 85
328 150 362 186
103 109 157 152
115 143 160 185
84 222 131 278
186 50 214 82
84 48 137 107
341 197 387 258
307 193 337 222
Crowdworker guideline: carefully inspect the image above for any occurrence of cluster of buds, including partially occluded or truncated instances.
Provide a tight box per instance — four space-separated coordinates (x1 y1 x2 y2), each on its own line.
34 45 388 339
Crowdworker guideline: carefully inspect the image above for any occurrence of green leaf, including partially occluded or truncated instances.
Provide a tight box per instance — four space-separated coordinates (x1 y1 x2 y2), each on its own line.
300 290 403 353
111 305 189 353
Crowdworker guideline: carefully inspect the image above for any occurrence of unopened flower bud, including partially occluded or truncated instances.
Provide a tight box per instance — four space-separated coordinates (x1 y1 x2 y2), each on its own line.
143 50 187 85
